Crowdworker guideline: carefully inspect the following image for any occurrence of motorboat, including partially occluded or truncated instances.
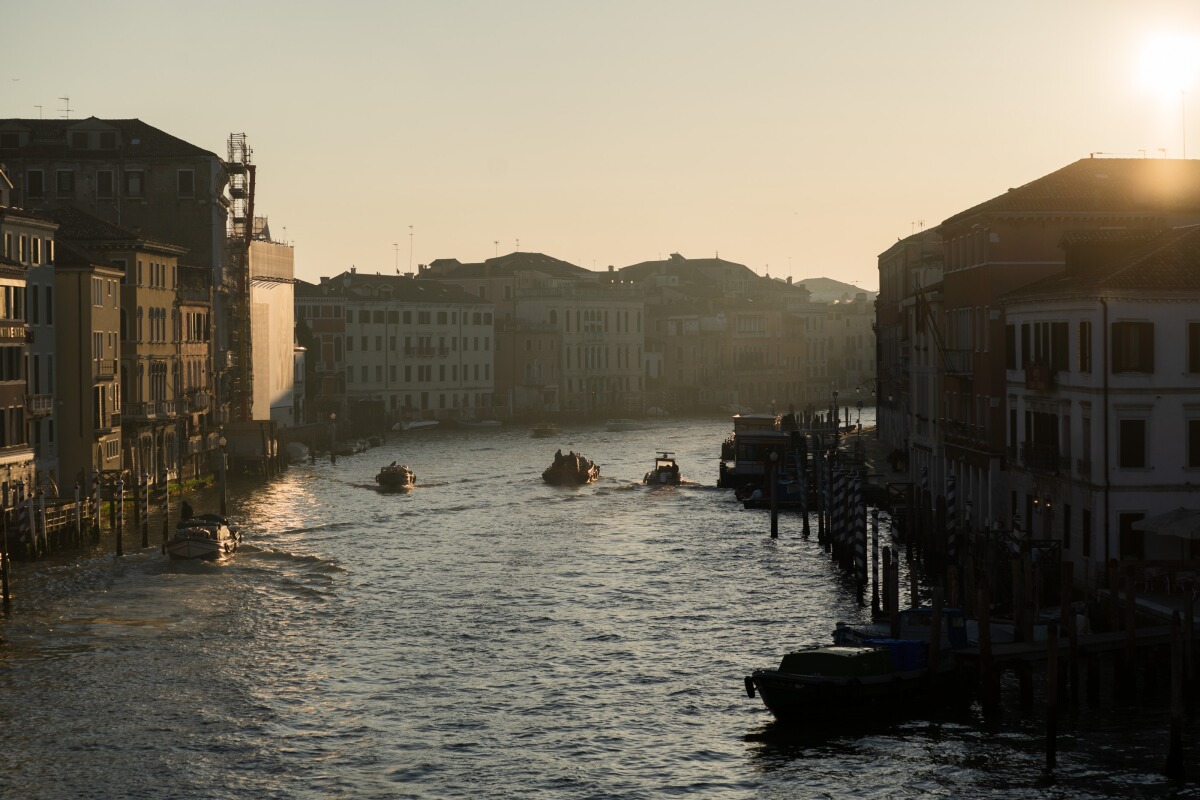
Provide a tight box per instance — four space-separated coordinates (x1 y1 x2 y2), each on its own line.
643 452 682 486
377 462 416 489
401 420 439 432
542 450 600 485
166 513 239 561
605 418 640 432
531 423 562 438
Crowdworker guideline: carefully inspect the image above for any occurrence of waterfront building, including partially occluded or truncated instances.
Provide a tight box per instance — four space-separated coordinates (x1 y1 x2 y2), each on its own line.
0 179 45 497
619 254 815 414
1004 225 1200 586
424 253 643 417
248 219 296 427
52 241 124 484
42 206 185 480
177 264 216 479
294 279 346 421
299 269 493 431
875 228 943 472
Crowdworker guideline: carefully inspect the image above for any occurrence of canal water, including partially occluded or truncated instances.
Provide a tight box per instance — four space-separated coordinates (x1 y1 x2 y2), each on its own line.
0 416 1196 799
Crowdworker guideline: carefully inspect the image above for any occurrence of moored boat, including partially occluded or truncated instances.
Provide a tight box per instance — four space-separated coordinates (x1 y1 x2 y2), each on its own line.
605 418 639 432
542 449 600 484
531 423 562 438
166 513 239 561
401 420 439 432
643 452 681 485
745 608 969 723
376 462 416 489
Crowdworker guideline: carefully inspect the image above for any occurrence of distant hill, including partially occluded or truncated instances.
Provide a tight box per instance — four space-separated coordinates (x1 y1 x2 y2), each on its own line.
796 276 876 304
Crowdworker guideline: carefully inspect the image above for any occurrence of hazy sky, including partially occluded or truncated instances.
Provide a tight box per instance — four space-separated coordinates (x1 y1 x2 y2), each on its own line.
7 1 1200 289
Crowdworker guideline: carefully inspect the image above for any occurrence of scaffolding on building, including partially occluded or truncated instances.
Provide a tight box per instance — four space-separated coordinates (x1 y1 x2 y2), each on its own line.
225 133 256 423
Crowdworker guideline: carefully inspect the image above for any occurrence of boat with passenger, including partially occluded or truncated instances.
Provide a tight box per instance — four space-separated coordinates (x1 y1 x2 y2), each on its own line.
376 462 416 489
542 449 600 485
643 452 682 486
166 511 240 561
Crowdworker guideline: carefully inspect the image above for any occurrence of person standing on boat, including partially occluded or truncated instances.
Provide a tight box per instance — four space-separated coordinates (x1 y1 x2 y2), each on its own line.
181 501 194 520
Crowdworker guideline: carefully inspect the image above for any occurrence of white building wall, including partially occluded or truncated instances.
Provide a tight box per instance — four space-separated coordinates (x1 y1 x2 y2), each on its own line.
249 242 296 426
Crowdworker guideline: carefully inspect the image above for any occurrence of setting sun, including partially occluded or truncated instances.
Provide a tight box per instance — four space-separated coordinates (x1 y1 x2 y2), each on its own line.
1140 33 1200 93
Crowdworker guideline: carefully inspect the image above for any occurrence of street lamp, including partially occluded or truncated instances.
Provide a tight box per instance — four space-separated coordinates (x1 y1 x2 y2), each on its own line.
218 435 228 518
831 388 839 437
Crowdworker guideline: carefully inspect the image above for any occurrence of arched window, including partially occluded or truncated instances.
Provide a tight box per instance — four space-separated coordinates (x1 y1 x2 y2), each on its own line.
137 306 143 342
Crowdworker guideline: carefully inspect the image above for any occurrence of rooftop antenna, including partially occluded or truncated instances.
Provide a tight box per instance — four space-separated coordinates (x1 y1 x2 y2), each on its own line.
34 105 42 119
516 238 520 251
494 240 498 257
57 96 71 119
408 226 414 271
393 242 399 273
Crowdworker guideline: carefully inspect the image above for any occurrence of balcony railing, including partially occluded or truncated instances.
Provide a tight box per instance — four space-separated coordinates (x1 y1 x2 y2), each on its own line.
404 346 436 358
943 349 973 376
124 400 179 420
1021 442 1062 474
26 393 53 417
93 358 117 382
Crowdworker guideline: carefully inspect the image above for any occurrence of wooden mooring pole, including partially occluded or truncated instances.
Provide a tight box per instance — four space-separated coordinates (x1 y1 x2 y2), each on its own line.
1165 611 1185 779
1045 622 1059 771
979 579 998 721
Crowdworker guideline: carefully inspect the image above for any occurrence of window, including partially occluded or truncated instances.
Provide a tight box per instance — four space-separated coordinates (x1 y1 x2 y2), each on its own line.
71 131 88 149
125 170 143 197
97 170 114 199
1063 504 1071 550
1082 508 1091 558
56 170 75 194
26 169 44 198
1073 320 1091 374
1005 324 1016 370
1118 418 1146 468
99 131 116 150
1112 321 1154 373
359 311 369 323
177 169 194 198
1189 419 1200 468
1119 512 1145 560
373 310 384 324
1189 323 1200 374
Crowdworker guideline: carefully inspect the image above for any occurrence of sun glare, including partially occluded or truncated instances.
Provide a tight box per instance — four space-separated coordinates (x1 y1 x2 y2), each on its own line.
1140 34 1200 94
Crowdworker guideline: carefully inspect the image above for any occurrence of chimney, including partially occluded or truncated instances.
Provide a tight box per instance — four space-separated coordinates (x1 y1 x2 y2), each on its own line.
787 276 792 285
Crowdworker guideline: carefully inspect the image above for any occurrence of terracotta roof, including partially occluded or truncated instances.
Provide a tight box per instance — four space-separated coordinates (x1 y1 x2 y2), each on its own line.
38 205 184 254
0 117 219 161
425 251 590 280
943 158 1200 227
1006 224 1200 299
311 271 488 304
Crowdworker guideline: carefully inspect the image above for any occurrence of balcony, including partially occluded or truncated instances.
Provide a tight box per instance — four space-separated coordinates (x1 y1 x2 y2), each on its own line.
124 399 179 420
1025 363 1057 392
185 388 212 411
94 358 117 382
26 393 53 417
405 346 436 358
943 349 973 376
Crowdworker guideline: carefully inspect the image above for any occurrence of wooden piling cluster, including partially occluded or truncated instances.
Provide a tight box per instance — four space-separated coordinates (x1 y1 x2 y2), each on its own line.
757 426 1198 777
